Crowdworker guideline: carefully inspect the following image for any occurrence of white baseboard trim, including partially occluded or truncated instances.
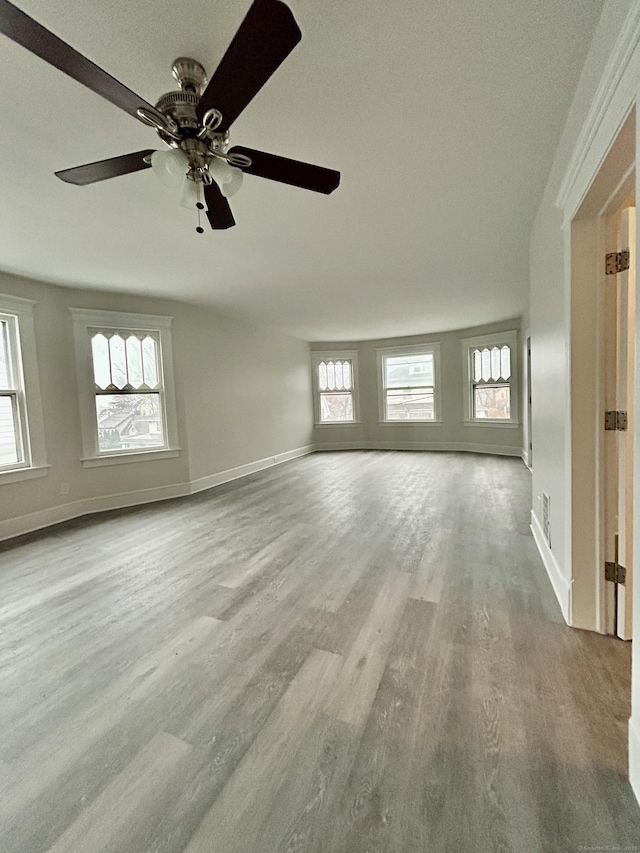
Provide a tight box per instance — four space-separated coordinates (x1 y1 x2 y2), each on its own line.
521 448 530 469
629 716 640 806
313 440 522 457
188 445 314 495
0 444 314 542
530 509 571 624
0 481 192 543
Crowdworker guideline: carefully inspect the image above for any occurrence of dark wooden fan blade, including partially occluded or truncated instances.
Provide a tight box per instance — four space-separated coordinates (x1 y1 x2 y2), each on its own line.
0 0 158 122
204 182 236 229
197 0 301 132
55 150 155 185
228 146 340 194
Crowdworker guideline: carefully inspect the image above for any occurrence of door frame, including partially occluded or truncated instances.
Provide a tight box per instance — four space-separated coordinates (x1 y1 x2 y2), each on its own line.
567 111 636 633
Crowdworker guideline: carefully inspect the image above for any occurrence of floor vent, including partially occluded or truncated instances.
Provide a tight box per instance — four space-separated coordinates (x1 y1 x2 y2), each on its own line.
542 492 551 548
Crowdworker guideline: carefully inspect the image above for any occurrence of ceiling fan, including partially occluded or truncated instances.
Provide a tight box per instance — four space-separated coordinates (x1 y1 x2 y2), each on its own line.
0 0 341 231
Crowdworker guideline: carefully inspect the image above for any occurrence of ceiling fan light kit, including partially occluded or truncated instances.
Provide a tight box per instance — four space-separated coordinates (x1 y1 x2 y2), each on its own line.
0 0 341 232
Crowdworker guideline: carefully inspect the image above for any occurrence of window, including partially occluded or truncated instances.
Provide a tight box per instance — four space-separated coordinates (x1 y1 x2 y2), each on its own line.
311 351 359 424
70 309 180 466
377 343 441 422
0 294 47 483
461 330 518 425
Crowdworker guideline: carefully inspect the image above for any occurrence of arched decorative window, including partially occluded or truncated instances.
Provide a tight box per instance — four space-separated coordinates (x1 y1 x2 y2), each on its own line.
70 308 180 464
462 331 518 423
312 352 358 423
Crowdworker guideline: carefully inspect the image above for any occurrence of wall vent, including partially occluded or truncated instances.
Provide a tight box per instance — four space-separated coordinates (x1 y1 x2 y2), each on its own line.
542 492 551 548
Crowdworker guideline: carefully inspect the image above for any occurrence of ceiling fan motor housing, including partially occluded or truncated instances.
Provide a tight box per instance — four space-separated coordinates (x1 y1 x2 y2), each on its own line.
155 89 200 142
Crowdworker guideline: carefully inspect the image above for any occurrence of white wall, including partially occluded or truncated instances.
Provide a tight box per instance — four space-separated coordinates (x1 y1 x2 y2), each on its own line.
0 272 313 539
529 0 636 624
311 319 523 456
527 0 640 805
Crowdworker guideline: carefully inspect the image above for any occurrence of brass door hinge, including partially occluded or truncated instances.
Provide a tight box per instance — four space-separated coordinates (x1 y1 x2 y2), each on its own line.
605 250 630 274
605 410 628 431
605 561 627 584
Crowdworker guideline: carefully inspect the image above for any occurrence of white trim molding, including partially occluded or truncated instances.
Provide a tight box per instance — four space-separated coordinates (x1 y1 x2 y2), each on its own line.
314 440 522 456
0 444 314 542
0 293 48 481
460 329 519 427
629 716 640 805
556 0 640 222
531 509 572 624
69 307 180 466
310 350 360 426
376 341 442 423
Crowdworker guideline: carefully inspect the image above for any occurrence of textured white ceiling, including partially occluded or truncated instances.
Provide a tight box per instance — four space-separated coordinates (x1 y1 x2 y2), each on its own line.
0 0 604 340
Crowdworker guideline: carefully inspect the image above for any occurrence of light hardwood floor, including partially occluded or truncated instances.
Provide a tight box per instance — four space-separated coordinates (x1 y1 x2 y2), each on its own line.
1 450 639 852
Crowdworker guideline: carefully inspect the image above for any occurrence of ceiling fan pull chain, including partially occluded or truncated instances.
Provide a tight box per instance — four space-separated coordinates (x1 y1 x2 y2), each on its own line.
196 182 205 234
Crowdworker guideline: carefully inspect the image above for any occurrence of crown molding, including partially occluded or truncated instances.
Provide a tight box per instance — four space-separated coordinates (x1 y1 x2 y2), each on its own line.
556 0 640 220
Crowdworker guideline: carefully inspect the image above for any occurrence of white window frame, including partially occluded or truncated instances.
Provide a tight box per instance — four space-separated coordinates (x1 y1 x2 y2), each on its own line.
69 308 181 467
377 342 442 424
0 294 48 484
461 330 519 427
311 350 360 426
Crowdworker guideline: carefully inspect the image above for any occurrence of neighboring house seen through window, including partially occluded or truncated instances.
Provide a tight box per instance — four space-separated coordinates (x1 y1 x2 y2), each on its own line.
377 343 441 422
461 330 518 425
312 351 359 424
70 308 180 466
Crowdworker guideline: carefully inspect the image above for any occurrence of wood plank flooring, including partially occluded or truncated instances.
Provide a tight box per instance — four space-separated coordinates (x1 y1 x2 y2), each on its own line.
1 450 640 852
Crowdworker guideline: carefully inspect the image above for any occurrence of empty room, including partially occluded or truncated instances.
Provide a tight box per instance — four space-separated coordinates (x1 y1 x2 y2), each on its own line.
3 0 640 850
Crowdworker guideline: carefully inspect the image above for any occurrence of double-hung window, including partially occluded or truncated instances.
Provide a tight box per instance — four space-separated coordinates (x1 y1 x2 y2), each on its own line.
0 295 47 483
70 309 180 466
462 330 518 425
311 351 359 424
377 343 441 422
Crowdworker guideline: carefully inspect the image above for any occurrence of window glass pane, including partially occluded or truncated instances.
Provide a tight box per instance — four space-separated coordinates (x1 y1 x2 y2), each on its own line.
108 334 127 388
491 347 501 381
91 333 111 389
320 392 353 422
385 353 433 388
141 336 159 388
318 362 328 391
342 361 352 389
334 360 344 390
501 345 511 380
0 321 10 389
386 388 434 420
474 385 510 419
0 395 18 465
326 361 336 390
126 335 144 387
481 348 491 381
473 349 482 383
96 393 164 452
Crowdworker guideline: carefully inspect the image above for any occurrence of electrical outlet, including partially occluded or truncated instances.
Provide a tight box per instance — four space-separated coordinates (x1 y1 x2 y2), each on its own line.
60 482 69 495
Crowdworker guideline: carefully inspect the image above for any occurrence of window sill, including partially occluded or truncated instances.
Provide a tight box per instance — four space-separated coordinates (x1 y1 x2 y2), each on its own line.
81 448 181 468
0 464 50 485
379 420 443 426
314 421 361 428
463 420 519 429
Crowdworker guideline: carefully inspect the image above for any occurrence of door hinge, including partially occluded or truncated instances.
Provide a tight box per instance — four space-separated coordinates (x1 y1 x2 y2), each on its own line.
605 410 628 430
605 561 627 584
605 249 631 274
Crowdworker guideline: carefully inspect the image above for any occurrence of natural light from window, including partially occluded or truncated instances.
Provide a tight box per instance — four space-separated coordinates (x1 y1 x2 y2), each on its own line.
472 345 511 419
90 331 165 452
384 352 435 420
317 359 354 422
